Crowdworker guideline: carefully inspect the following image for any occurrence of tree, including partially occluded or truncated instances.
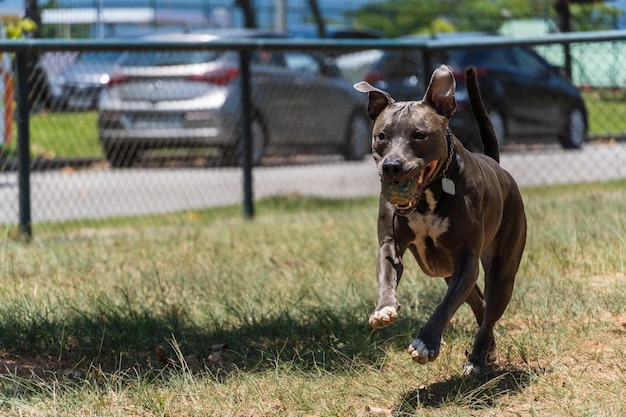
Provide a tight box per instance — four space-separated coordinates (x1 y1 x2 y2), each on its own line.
350 0 621 38
568 1 624 31
348 0 448 38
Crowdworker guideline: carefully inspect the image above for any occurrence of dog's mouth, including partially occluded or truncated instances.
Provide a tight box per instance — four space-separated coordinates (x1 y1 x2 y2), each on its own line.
382 160 439 215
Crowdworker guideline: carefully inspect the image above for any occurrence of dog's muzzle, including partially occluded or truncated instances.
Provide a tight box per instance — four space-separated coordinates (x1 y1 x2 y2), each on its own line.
381 160 438 215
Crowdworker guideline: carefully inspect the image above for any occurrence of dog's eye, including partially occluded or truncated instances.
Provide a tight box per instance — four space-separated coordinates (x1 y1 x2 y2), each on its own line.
412 131 427 140
376 133 386 142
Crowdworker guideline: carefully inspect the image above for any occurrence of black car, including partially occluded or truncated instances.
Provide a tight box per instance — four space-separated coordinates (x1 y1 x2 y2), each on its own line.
363 35 588 150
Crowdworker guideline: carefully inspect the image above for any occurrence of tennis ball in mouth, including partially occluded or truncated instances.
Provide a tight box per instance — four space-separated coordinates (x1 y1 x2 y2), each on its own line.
381 177 418 206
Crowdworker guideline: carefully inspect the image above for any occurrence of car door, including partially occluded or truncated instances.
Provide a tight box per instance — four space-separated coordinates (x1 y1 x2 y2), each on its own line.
285 51 351 148
257 51 347 150
506 47 562 136
249 50 295 147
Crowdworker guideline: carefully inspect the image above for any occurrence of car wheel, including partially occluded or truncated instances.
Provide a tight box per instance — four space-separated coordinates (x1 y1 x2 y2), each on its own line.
104 141 141 168
343 111 371 161
559 107 586 149
227 113 267 166
488 108 506 147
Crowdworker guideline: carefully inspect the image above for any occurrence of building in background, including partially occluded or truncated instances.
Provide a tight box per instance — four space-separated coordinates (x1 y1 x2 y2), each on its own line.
37 0 376 38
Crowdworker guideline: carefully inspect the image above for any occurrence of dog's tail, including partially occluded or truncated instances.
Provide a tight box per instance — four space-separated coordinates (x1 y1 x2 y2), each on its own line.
465 66 499 163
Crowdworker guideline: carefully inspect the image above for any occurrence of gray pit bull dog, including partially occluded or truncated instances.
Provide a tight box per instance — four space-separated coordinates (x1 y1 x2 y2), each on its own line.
354 65 527 374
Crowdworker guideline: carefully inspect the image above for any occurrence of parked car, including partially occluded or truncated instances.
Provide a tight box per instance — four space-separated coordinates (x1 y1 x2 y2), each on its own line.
289 24 385 83
48 51 123 111
363 34 588 150
98 29 371 167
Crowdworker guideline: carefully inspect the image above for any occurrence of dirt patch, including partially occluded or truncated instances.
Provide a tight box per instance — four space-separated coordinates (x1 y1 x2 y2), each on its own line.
0 355 61 376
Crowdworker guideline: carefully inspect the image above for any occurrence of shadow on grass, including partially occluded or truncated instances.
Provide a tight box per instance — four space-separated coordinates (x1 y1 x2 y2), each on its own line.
0 286 533 406
395 364 542 414
0 299 413 377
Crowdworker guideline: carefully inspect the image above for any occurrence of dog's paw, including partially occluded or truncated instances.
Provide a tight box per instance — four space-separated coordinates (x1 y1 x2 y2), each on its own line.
462 361 481 376
369 306 398 329
408 339 439 364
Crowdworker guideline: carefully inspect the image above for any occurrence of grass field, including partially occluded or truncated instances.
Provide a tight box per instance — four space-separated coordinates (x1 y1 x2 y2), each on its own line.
0 181 624 416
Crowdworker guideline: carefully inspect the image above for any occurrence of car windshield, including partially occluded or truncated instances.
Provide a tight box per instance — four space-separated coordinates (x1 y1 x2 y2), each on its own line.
118 50 222 67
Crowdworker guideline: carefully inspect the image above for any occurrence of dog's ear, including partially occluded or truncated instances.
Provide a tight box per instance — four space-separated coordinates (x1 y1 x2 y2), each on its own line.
423 65 456 118
354 81 396 121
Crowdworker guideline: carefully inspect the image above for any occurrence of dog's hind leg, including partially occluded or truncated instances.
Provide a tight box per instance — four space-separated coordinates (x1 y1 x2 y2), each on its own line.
464 257 513 374
465 225 526 374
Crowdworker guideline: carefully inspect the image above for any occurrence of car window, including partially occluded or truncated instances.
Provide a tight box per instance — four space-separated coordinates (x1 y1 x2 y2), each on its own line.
284 52 320 74
377 50 423 78
510 48 549 74
447 49 505 67
251 50 285 66
118 50 221 67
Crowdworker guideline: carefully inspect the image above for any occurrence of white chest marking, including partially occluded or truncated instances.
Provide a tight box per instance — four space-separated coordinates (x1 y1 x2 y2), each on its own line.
406 190 450 264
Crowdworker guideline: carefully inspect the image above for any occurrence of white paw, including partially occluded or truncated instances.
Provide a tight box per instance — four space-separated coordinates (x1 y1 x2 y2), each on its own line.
462 361 481 376
369 306 398 329
408 339 437 364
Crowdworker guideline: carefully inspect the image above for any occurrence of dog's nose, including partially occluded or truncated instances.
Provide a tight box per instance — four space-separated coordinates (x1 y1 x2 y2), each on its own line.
382 157 403 176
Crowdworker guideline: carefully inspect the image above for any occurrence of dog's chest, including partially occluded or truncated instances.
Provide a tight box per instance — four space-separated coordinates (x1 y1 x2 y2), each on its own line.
406 190 454 276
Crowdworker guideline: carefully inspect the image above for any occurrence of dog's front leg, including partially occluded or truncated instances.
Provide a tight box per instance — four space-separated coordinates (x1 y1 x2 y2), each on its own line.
409 251 480 364
369 238 405 329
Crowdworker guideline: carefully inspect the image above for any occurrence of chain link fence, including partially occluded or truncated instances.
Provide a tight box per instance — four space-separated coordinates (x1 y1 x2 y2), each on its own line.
0 31 625 234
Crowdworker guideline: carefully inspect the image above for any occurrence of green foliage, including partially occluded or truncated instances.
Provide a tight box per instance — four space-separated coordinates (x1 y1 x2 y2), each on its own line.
351 0 623 37
3 18 38 40
570 3 625 31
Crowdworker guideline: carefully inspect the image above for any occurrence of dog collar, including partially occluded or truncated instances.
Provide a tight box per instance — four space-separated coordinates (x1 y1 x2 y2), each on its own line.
440 129 456 195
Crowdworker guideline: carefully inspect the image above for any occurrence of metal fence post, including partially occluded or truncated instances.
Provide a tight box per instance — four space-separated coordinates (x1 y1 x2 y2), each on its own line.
15 51 32 239
239 49 254 219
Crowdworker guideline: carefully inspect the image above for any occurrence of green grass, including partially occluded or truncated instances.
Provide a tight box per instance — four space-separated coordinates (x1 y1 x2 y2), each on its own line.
0 181 625 416
1 111 101 159
582 89 626 137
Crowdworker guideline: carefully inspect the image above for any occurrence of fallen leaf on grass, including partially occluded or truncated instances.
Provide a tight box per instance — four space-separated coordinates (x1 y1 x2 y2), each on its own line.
365 405 393 416
156 345 174 365
207 343 227 368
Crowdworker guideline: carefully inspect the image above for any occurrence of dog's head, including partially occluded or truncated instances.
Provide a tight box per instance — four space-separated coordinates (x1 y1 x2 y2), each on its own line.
354 65 456 213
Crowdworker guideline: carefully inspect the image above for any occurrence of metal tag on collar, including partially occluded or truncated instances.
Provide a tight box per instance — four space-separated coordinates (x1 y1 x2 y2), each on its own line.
442 177 455 195
442 129 456 196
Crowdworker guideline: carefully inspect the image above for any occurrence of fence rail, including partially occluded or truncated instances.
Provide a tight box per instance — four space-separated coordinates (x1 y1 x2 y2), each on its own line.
1 31 626 238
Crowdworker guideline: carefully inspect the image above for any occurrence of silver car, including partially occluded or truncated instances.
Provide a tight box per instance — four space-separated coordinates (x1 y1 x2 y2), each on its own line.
98 30 371 167
49 51 123 111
